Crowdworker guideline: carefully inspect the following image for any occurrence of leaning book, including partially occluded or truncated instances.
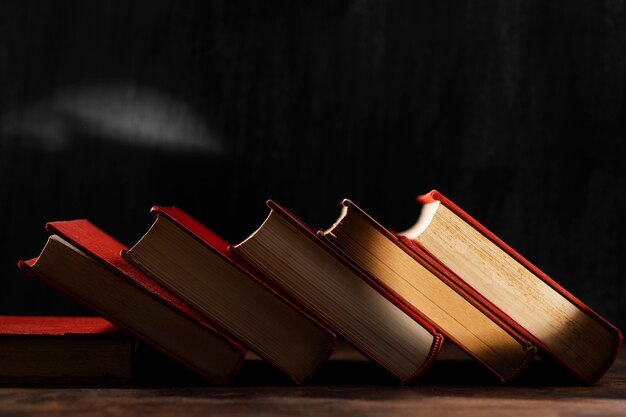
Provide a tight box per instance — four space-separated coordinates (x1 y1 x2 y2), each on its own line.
18 219 246 384
319 199 537 382
123 206 336 385
231 200 444 384
398 190 623 383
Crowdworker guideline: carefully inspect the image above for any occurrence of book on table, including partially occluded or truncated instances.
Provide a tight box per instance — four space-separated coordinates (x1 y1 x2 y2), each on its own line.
123 206 336 385
397 190 623 383
319 199 538 382
0 316 136 385
18 219 246 385
230 200 444 384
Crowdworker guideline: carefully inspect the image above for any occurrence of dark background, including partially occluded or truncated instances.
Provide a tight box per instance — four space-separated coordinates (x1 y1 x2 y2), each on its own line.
0 1 624 332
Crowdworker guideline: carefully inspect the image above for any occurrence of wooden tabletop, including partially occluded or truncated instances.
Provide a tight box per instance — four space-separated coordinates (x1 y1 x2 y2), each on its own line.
1 343 624 417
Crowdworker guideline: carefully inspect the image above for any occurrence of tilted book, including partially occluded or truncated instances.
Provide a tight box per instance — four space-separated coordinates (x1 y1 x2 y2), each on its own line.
398 190 623 383
319 199 537 382
0 316 136 385
231 200 444 384
123 206 336 384
18 219 246 384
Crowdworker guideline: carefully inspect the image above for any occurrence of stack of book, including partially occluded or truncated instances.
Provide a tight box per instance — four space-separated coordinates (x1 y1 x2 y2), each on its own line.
12 190 622 385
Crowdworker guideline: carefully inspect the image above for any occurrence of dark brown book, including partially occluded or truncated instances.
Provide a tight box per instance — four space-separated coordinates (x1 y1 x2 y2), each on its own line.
0 316 135 385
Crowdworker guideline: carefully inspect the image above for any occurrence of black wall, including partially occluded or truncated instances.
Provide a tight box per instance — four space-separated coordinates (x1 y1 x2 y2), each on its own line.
1 1 625 331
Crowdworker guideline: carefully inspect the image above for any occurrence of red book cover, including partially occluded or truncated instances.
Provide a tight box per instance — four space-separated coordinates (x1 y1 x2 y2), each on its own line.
0 316 121 336
18 219 247 384
404 189 623 383
231 200 444 384
320 199 536 382
139 206 337 384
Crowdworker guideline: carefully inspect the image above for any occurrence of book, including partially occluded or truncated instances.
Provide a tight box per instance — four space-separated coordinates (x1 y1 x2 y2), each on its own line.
318 199 537 382
0 316 136 385
398 189 623 383
231 200 444 384
123 206 336 384
18 219 247 385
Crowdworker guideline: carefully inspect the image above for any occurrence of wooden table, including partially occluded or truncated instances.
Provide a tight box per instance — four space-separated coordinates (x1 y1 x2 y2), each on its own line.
1 343 624 417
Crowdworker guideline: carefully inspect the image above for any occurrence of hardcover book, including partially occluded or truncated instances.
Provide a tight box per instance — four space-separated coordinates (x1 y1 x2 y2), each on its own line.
231 200 444 384
123 206 336 384
398 190 623 383
18 220 246 384
319 199 537 382
0 316 135 385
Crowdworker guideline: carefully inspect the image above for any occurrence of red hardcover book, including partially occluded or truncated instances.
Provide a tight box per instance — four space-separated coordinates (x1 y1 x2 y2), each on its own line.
398 190 623 383
0 316 136 385
123 206 336 384
319 199 537 382
231 200 444 384
18 220 247 384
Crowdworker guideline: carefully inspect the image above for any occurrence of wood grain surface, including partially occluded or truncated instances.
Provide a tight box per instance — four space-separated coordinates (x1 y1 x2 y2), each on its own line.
0 344 624 417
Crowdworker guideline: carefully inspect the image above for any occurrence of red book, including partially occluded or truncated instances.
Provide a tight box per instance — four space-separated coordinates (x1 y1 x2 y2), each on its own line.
231 200 444 384
319 199 537 382
0 316 136 385
18 220 246 385
123 206 336 384
398 190 623 383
